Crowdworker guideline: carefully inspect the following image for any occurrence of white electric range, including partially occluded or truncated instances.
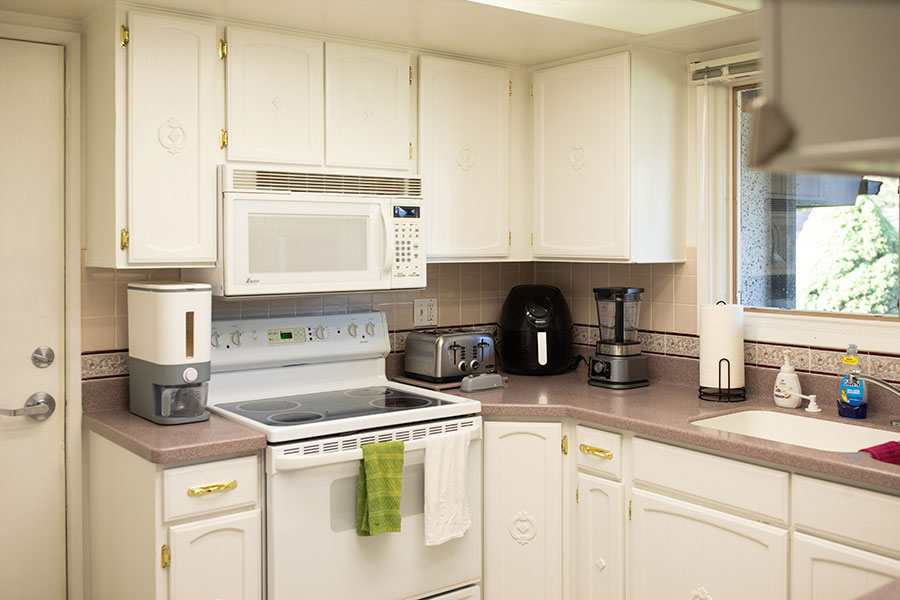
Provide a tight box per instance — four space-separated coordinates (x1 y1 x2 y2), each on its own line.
208 312 482 600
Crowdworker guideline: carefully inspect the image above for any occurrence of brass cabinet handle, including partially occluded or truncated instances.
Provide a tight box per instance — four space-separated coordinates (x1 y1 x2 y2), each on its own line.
187 480 238 497
579 444 613 460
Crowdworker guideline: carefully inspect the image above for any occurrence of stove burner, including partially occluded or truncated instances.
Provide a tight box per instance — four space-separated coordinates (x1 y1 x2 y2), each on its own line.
267 412 325 425
346 387 393 398
369 396 433 409
238 399 300 412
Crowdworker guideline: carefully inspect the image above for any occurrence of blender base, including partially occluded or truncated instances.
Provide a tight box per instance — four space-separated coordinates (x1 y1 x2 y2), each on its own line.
588 353 649 389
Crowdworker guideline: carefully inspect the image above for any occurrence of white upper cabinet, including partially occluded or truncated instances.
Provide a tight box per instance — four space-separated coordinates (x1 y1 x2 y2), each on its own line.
86 8 220 268
325 42 411 171
224 27 324 165
533 48 685 262
754 0 900 176
419 56 510 259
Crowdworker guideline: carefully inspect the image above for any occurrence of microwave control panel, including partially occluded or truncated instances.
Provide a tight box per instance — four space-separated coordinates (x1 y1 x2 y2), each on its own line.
392 203 425 288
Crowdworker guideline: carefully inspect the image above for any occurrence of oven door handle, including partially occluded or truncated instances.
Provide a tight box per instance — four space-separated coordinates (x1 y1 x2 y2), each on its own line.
271 424 481 473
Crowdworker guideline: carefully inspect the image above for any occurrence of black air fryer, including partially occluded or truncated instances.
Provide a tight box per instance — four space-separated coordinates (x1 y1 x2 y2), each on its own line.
498 285 573 375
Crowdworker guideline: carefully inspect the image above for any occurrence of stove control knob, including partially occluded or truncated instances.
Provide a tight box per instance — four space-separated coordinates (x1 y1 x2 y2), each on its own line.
210 332 220 348
348 324 358 337
231 331 242 345
469 360 480 371
315 327 326 340
365 322 376 336
458 361 469 372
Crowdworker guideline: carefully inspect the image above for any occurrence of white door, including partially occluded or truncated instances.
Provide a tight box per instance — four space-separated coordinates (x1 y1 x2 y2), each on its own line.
577 473 624 600
629 488 788 600
418 55 510 258
792 532 900 600
127 12 218 264
225 27 324 165
168 510 262 600
0 38 66 599
533 53 630 260
484 422 562 600
325 42 411 170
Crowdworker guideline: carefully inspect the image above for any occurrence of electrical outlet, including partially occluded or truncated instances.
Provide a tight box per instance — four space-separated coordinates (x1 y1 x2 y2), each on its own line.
414 298 437 326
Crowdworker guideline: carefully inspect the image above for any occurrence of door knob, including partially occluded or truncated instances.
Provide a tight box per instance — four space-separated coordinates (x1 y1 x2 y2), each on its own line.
0 392 56 421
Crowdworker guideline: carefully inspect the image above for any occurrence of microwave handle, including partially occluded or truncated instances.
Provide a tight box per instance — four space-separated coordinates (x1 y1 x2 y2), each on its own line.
381 206 392 274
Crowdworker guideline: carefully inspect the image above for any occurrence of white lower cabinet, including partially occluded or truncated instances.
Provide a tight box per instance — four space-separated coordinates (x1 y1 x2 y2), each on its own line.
576 473 624 600
629 488 788 600
792 532 900 600
484 421 563 600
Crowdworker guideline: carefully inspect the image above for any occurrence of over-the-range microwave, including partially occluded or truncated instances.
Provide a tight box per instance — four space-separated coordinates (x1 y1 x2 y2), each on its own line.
185 166 425 296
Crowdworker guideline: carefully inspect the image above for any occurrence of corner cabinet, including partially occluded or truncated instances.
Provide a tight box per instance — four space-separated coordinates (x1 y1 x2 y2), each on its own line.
85 7 221 268
418 56 510 259
483 422 562 600
87 432 262 600
325 42 412 171
532 47 685 262
224 27 324 165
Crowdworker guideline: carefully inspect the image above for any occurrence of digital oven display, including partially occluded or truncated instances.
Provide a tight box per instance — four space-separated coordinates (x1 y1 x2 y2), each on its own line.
393 206 420 219
267 328 306 345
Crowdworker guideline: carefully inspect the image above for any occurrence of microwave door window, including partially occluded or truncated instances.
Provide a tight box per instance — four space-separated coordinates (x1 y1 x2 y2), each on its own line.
247 214 371 278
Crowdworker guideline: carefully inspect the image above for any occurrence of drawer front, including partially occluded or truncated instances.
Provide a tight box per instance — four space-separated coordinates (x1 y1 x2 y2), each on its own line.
632 438 789 524
793 475 900 557
575 425 622 480
163 455 258 522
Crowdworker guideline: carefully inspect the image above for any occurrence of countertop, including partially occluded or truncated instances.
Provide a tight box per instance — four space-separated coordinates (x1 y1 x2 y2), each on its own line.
443 367 900 493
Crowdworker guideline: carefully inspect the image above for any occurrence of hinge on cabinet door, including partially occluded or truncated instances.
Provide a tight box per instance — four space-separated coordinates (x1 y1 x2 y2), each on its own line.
530 233 534 246
160 544 171 569
530 83 533 97
120 228 129 250
409 66 412 85
509 81 512 97
120 25 129 48
219 129 228 149
409 142 413 160
576 487 579 504
628 500 632 521
218 39 227 60
508 231 511 245
561 434 568 455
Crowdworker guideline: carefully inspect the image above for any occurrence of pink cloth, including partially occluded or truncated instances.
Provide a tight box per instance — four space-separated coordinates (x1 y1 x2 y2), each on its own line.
859 441 900 465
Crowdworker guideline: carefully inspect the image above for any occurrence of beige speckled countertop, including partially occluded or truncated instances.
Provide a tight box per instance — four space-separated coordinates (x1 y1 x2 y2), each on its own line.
444 368 900 493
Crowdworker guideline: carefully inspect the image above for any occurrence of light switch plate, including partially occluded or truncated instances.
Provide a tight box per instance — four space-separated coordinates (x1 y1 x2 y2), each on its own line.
414 298 437 326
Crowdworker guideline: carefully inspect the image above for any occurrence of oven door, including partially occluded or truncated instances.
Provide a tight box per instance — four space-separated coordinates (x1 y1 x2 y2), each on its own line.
223 192 392 295
266 417 482 600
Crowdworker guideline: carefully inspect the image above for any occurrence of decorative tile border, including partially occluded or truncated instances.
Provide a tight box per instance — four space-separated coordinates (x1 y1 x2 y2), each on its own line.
665 334 700 358
82 351 129 379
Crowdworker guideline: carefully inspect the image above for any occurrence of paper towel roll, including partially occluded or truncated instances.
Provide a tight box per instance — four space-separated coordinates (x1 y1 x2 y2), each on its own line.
699 304 745 389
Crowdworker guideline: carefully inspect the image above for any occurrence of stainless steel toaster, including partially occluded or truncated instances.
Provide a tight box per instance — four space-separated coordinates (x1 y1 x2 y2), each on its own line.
404 331 496 383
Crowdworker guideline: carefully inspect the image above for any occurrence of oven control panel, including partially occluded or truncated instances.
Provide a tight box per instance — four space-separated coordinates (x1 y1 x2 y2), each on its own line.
210 311 390 372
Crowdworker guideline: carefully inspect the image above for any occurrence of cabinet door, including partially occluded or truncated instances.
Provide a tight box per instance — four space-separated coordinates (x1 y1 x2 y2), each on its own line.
419 56 509 258
792 532 900 600
225 27 323 165
168 509 261 600
577 473 624 600
484 422 562 600
126 12 218 264
629 489 788 600
325 42 410 171
533 53 629 260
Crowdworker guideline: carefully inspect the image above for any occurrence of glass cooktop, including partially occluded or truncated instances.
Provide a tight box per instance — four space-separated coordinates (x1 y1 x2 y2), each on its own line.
214 386 447 427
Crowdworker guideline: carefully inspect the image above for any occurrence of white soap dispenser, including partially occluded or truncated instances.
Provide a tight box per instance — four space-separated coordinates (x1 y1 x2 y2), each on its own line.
774 350 803 408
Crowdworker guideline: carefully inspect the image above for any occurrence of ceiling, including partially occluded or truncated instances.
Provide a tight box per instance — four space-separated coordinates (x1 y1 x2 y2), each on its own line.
0 0 761 64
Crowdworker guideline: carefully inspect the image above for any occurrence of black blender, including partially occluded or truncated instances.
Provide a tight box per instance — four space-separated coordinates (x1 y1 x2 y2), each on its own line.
589 287 649 389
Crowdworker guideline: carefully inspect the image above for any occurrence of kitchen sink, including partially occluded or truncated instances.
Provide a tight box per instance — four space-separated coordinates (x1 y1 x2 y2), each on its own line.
691 410 900 452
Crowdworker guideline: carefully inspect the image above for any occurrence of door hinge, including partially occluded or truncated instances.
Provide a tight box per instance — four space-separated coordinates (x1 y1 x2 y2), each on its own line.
219 129 228 149
561 434 568 455
218 39 227 60
509 81 512 97
530 83 534 97
120 228 129 250
120 25 129 48
508 231 512 245
628 500 632 521
576 486 579 504
530 233 534 246
409 142 413 160
409 66 413 85
160 544 171 569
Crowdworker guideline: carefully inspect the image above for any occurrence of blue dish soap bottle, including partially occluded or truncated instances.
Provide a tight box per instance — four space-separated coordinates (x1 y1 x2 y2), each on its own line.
838 344 867 419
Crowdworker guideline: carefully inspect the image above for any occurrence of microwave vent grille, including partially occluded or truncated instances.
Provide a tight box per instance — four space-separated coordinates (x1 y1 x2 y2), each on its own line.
232 169 422 197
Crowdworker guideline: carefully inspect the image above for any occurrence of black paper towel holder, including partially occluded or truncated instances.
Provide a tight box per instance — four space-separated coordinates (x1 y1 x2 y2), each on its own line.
699 357 746 402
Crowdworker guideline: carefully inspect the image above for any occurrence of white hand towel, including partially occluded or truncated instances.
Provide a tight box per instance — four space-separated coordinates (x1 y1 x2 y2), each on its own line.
424 429 471 546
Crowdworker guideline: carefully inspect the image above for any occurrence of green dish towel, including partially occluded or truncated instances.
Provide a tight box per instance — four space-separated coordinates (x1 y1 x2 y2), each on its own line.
356 440 405 536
